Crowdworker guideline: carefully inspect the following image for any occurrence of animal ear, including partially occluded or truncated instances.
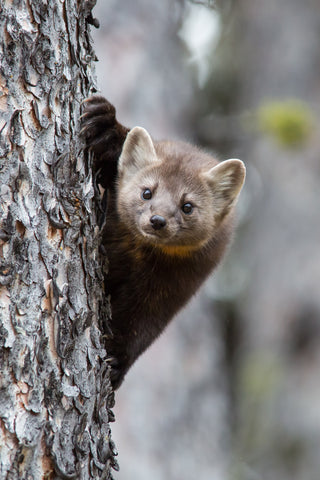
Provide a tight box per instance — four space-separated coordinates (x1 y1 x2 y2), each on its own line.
203 159 246 218
118 126 158 177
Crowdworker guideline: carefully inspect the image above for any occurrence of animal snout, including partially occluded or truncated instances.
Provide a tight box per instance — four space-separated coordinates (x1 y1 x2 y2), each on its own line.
150 215 166 230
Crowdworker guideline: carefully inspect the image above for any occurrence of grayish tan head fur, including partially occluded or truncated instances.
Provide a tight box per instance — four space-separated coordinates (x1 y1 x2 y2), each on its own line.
117 127 246 254
202 158 246 220
118 127 159 179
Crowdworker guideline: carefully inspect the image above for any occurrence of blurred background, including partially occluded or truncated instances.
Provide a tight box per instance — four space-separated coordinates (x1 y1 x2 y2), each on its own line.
91 1 320 479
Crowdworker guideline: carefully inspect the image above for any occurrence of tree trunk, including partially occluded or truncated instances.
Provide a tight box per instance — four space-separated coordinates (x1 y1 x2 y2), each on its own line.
0 1 117 479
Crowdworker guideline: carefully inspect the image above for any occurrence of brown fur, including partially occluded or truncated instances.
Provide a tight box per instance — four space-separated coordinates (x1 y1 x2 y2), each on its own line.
81 96 245 389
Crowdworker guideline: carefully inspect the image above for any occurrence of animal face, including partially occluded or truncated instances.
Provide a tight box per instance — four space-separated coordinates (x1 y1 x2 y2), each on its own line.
118 167 218 249
116 127 245 251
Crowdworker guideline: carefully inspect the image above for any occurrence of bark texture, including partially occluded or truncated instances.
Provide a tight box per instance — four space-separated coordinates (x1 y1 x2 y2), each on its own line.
0 1 116 479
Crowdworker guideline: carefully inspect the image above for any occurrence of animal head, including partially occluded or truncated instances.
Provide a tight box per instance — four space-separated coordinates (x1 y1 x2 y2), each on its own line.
117 127 246 253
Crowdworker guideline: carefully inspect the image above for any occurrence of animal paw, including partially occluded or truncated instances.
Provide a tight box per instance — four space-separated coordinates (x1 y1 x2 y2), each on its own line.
80 95 129 187
80 96 117 142
107 355 129 390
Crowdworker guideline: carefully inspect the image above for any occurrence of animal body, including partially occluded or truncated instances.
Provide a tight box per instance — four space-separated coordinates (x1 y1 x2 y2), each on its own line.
81 96 246 389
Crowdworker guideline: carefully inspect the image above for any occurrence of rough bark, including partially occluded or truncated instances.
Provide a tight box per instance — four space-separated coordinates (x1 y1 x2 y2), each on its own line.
0 1 117 479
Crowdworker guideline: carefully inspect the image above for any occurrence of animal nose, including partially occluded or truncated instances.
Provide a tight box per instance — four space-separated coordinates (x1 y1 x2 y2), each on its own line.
150 215 166 230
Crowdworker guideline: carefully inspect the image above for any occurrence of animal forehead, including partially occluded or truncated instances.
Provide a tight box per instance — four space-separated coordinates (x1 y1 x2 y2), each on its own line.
157 162 207 195
155 139 216 169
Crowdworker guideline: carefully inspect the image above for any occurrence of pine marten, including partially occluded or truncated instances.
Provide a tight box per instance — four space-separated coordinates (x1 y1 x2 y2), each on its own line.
81 96 246 389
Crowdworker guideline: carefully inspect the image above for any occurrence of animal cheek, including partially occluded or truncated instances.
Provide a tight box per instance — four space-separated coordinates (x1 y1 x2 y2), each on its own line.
140 202 153 217
174 211 182 223
165 217 179 235
138 211 152 228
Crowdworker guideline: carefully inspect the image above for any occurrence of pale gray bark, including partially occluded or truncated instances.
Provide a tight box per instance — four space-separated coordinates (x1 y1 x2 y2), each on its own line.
0 1 117 479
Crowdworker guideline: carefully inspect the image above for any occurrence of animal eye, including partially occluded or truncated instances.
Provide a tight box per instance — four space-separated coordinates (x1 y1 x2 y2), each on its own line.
182 202 193 214
142 188 152 200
